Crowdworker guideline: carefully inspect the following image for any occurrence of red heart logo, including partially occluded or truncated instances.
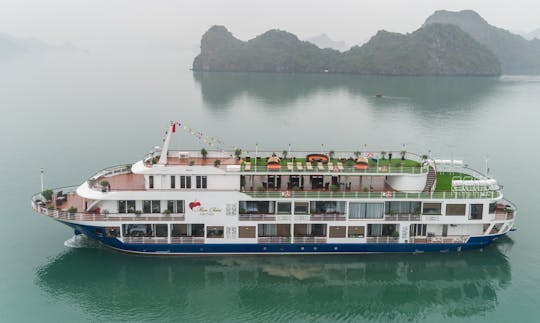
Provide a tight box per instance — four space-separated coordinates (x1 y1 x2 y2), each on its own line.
189 201 201 210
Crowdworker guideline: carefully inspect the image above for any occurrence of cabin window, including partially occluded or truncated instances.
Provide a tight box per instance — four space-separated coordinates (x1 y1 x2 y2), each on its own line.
277 202 292 214
385 201 421 215
143 200 161 214
149 176 154 189
446 204 466 216
239 201 275 214
349 202 384 219
489 202 497 213
348 226 365 238
329 226 346 238
118 200 136 213
238 226 256 238
122 224 152 237
310 201 346 215
207 226 224 238
196 176 207 189
170 176 176 189
294 201 309 214
167 200 185 214
258 224 277 237
294 224 326 237
422 203 442 215
470 204 484 220
367 224 398 237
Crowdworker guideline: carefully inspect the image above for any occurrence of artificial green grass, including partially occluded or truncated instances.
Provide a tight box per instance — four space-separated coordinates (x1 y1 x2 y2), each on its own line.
435 172 476 191
245 156 420 168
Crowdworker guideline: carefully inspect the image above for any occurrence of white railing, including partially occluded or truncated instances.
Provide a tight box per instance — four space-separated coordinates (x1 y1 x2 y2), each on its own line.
366 237 400 243
409 235 470 244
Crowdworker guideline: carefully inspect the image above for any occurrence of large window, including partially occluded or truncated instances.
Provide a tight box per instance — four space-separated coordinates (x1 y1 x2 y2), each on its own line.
329 226 346 238
446 204 466 216
239 201 275 214
470 204 484 220
422 203 442 215
149 176 154 189
277 202 292 214
258 224 278 237
294 201 309 214
170 176 176 189
348 226 365 238
294 224 326 237
167 200 185 214
239 226 256 238
122 224 152 237
385 201 421 215
310 201 346 215
410 224 427 236
118 200 136 213
367 224 398 237
143 200 161 214
196 176 207 189
349 202 384 219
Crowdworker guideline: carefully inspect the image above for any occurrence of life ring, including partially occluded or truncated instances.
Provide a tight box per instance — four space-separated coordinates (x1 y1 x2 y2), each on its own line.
282 191 291 198
384 191 393 198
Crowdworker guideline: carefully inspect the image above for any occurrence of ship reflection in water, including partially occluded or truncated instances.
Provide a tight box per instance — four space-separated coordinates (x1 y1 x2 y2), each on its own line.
36 237 513 321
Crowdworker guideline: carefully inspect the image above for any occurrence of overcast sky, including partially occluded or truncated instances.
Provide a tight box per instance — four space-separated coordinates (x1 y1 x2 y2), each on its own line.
1 0 538 51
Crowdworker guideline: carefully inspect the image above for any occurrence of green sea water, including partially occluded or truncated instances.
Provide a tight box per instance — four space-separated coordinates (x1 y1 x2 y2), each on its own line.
0 51 539 322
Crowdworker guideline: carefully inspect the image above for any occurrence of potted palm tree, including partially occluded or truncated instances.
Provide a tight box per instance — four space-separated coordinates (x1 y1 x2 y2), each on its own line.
234 148 242 160
201 148 208 159
400 150 406 160
329 150 335 160
100 180 110 192
282 150 288 160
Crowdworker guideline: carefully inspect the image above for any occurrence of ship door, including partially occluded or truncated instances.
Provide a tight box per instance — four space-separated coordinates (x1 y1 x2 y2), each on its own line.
268 175 281 190
442 224 448 237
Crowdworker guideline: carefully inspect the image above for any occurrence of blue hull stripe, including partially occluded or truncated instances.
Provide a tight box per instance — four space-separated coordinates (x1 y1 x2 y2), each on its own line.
67 223 503 254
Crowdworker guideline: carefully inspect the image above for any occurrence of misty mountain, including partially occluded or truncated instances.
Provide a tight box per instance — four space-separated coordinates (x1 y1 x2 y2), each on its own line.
304 34 349 51
193 24 500 76
0 33 78 58
424 10 540 74
524 28 540 40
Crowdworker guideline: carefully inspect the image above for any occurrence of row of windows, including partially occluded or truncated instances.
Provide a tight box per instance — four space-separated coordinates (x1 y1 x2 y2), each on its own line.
118 223 370 239
117 200 184 214
239 201 488 219
148 175 207 189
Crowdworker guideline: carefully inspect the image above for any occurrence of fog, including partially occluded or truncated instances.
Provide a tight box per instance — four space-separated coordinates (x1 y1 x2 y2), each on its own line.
1 0 539 65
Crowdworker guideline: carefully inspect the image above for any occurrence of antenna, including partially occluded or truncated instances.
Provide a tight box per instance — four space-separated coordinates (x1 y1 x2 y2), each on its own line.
40 168 44 192
485 155 490 176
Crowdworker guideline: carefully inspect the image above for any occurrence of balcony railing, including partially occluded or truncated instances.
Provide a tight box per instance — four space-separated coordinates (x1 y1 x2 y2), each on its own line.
243 190 501 200
239 214 276 221
257 237 291 243
384 214 421 221
366 237 400 243
241 164 428 174
408 236 470 244
293 237 327 244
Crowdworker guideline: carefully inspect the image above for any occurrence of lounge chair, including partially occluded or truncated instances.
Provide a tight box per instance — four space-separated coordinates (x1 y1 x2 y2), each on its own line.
317 163 324 171
287 162 293 171
328 163 334 171
337 162 344 171
296 162 303 171
245 162 251 171
306 162 313 170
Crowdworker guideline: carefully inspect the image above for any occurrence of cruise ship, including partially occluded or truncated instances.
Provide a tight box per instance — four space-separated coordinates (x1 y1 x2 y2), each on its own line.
31 124 517 254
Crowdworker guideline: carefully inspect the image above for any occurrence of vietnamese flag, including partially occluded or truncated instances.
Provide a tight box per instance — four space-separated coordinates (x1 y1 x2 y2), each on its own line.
172 122 176 133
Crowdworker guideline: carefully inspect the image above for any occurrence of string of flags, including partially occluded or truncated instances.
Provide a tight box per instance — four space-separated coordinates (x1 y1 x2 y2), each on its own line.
166 121 243 155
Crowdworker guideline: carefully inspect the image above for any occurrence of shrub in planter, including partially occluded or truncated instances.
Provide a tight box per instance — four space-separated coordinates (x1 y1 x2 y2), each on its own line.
201 148 208 159
134 210 142 216
42 189 54 201
391 231 400 238
214 159 221 167
68 207 77 214
47 205 55 210
100 180 110 192
163 209 172 216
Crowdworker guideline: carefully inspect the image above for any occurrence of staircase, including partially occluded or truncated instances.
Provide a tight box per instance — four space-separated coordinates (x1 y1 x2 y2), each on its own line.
423 167 437 192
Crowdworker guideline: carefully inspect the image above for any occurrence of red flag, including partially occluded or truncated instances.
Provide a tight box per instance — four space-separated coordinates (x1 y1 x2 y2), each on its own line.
172 122 176 133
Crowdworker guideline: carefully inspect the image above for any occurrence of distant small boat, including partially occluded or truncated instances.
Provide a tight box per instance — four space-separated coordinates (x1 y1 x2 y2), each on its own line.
375 92 383 98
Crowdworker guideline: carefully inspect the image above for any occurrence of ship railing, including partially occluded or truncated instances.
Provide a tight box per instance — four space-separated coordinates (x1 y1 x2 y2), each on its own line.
241 164 428 174
243 190 501 200
408 235 470 244
120 237 168 244
89 164 132 181
31 200 185 222
258 237 291 244
293 237 327 244
309 214 347 221
365 237 400 243
384 214 421 221
239 214 276 221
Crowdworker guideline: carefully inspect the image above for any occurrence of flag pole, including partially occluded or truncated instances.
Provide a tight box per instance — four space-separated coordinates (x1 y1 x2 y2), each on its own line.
40 168 44 192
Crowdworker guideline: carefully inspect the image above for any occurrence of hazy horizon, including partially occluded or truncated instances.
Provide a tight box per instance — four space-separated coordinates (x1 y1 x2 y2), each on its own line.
1 0 539 55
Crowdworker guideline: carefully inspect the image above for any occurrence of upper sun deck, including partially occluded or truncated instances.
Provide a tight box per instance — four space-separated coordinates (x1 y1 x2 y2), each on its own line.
140 149 428 175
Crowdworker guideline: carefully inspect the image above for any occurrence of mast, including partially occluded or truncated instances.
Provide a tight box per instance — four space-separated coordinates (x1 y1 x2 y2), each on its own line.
158 123 174 165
